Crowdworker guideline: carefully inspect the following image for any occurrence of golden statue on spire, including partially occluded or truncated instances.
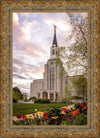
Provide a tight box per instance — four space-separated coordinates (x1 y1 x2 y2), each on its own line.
53 24 56 32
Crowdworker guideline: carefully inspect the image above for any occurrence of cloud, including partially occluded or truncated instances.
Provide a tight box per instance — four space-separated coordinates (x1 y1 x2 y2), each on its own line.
13 13 47 62
21 20 39 41
13 74 28 80
13 58 44 82
45 13 72 32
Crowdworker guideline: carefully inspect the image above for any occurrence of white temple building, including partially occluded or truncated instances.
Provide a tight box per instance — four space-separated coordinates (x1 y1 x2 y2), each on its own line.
30 26 76 102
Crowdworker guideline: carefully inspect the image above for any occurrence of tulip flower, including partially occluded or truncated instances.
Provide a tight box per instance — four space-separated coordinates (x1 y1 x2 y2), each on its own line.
45 116 48 120
44 105 47 107
63 108 67 112
80 104 84 107
43 112 48 116
16 114 22 118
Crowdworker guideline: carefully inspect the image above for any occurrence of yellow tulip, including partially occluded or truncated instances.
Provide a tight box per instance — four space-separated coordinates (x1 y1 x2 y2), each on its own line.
37 112 43 115
51 116 58 119
26 115 31 119
61 111 66 115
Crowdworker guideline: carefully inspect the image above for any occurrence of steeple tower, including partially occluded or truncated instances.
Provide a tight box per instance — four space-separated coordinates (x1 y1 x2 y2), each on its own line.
50 25 59 59
52 25 57 47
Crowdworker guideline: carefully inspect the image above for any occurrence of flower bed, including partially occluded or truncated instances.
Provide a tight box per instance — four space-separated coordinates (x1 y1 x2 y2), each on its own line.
13 102 87 125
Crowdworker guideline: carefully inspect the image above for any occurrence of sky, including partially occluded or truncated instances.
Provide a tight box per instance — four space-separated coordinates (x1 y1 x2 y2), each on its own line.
13 12 87 97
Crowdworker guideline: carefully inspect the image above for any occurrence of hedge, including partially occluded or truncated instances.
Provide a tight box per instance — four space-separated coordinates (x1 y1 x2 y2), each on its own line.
34 98 50 103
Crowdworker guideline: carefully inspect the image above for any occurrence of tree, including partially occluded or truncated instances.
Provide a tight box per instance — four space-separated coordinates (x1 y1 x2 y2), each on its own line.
71 75 87 97
62 86 72 102
23 93 28 102
57 13 88 75
13 87 23 102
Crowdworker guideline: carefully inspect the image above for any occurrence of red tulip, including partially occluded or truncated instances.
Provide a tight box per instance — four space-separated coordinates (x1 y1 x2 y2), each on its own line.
45 116 48 120
63 108 67 112
32 113 35 116
16 114 22 118
80 104 84 107
84 106 87 108
43 112 48 116
76 109 79 112
71 113 74 117
44 105 47 107
22 115 26 119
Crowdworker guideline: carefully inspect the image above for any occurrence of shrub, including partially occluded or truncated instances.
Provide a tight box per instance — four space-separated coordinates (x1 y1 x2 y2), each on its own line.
66 119 71 125
13 98 17 103
29 97 36 101
40 99 50 103
61 119 71 125
34 98 50 103
71 96 82 100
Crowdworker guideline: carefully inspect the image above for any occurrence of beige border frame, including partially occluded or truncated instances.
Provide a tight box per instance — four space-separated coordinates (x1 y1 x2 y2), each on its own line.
0 0 99 137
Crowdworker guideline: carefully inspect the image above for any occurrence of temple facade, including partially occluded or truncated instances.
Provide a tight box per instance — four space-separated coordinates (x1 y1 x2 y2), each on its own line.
30 26 76 102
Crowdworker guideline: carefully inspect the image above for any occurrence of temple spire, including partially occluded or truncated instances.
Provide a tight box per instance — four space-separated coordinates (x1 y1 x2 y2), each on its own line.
54 24 56 32
52 24 57 47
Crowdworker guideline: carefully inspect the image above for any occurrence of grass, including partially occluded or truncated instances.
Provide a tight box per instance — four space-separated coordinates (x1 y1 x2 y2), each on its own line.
13 103 72 116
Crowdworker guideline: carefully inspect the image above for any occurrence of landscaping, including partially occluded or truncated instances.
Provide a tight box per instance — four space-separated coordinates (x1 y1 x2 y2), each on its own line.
13 103 72 116
13 102 87 125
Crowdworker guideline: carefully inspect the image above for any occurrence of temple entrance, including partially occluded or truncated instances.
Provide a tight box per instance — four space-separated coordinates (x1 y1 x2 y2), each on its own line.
42 91 48 99
50 93 54 100
38 93 40 98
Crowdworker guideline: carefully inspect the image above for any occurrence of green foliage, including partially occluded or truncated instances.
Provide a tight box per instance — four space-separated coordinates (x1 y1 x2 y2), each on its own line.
56 13 88 75
61 119 71 125
13 119 36 125
62 86 72 102
47 107 62 125
13 98 17 103
23 93 28 102
73 113 87 125
13 103 70 116
34 98 50 103
47 107 61 118
74 102 86 109
13 87 23 102
29 97 36 101
13 91 19 101
71 75 87 96
74 102 87 115
71 96 82 100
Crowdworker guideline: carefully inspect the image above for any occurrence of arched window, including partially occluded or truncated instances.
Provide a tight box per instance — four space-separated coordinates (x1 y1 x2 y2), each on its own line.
50 93 54 100
42 91 48 99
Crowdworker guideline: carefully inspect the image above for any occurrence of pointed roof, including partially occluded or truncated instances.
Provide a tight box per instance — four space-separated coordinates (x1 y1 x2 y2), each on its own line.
52 25 58 47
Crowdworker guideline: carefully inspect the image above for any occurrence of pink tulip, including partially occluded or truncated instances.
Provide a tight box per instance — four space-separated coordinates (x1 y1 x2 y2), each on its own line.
44 105 47 107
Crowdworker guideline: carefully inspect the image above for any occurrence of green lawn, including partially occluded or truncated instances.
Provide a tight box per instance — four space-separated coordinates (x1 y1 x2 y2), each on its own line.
13 103 72 116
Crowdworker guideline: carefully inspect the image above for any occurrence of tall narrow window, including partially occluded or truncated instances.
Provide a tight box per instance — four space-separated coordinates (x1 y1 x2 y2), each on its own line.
52 49 54 55
50 67 55 90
